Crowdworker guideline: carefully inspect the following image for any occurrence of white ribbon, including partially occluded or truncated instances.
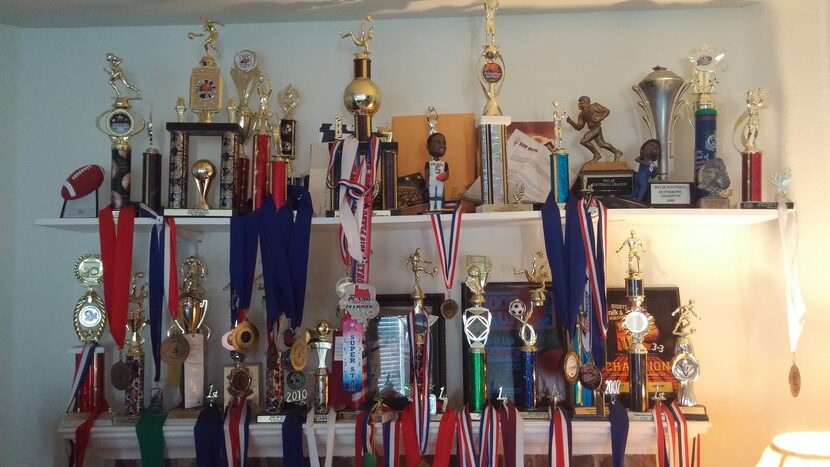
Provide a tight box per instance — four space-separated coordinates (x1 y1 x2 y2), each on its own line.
777 195 806 354
306 410 336 467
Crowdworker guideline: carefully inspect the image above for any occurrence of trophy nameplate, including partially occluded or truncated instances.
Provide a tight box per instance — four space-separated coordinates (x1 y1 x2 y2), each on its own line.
576 161 635 198
649 182 693 207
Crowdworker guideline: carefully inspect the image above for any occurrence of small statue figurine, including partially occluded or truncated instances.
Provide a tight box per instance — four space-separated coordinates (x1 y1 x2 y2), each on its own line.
672 299 700 337
340 16 374 58
175 97 187 123
104 53 142 99
424 107 449 211
552 100 567 152
742 88 767 152
483 0 499 44
567 96 623 162
187 15 224 57
126 272 149 354
404 248 438 297
632 139 660 201
616 230 646 275
697 158 732 200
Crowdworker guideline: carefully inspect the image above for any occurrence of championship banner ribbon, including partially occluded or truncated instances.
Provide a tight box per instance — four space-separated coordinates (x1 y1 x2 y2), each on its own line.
98 204 136 351
430 206 463 295
548 405 573 467
223 400 251 467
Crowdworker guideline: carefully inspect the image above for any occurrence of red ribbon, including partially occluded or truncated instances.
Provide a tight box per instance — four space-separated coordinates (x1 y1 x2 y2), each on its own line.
74 399 109 466
98 205 136 349
400 404 422 466
432 408 457 467
164 218 179 320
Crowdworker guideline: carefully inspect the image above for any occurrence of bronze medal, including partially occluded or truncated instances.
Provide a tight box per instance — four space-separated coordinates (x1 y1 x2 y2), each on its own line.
290 339 308 371
111 361 132 390
579 360 603 390
440 299 459 319
160 334 190 365
789 363 801 397
227 365 254 401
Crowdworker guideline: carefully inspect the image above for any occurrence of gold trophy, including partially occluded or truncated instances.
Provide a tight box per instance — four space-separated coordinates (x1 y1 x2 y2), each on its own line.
230 50 261 141
308 320 333 421
123 273 148 417
70 255 107 413
187 16 224 123
476 1 516 210
96 53 145 209
341 16 382 141
617 231 651 412
192 159 216 210
511 251 550 410
278 84 300 158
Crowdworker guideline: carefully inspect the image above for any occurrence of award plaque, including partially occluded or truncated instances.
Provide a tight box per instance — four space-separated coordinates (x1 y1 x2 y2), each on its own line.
649 182 694 207
97 53 145 209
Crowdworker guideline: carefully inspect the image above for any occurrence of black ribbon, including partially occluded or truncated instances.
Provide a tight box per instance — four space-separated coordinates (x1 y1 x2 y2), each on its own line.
609 400 629 467
194 405 227 467
282 406 306 467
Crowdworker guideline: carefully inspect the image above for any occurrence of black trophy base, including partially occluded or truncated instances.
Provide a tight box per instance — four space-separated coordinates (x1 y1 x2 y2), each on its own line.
574 161 635 198
740 201 794 209
166 122 242 136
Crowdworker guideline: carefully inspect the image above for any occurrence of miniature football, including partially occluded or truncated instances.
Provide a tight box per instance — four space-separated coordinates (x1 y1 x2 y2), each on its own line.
61 164 105 200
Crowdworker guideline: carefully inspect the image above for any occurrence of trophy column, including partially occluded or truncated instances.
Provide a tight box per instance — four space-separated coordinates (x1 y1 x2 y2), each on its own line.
123 272 148 417
546 100 570 204
739 89 767 206
618 231 651 412
463 256 492 412
689 46 725 199
70 254 108 413
671 300 702 406
309 320 333 420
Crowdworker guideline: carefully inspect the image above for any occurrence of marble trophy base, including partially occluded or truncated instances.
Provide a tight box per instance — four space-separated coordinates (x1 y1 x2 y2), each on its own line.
697 197 730 209
163 207 235 217
576 161 635 197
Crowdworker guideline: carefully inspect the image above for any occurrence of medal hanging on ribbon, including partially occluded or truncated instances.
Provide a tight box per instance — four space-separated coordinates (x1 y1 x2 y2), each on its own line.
430 206 463 319
576 196 608 368
98 204 136 389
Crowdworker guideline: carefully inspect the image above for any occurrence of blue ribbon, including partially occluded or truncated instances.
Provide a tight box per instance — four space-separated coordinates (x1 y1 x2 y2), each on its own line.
541 192 569 331
148 223 163 382
259 188 313 331
563 198 585 335
282 406 305 467
229 209 261 328
194 405 227 467
609 401 629 467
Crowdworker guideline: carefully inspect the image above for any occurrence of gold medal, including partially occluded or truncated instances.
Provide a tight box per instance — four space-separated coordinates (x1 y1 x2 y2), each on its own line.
160 334 190 365
563 350 580 384
111 360 132 390
290 339 308 371
231 320 259 354
789 362 801 397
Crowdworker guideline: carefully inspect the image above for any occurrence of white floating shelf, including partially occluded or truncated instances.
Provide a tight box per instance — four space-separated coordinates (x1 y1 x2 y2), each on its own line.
35 208 782 234
58 415 710 460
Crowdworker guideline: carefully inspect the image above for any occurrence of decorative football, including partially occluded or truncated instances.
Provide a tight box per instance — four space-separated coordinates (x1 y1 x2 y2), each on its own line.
61 164 105 200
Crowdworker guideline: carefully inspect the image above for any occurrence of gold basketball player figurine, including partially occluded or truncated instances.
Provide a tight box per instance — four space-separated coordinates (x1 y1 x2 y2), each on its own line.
187 16 225 57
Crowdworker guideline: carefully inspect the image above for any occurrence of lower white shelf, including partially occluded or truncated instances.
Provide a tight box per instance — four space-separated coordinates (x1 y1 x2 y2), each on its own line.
58 413 711 460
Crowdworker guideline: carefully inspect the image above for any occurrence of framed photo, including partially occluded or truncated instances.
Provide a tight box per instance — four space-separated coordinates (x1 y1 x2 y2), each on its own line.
602 286 681 408
461 282 565 406
364 293 447 400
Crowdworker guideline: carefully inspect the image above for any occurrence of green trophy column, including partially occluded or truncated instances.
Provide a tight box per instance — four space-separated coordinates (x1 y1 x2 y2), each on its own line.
463 256 492 413
469 350 487 412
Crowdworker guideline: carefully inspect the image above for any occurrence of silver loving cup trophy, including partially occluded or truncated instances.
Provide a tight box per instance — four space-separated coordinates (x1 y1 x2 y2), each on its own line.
671 300 701 406
309 320 333 417
632 66 691 181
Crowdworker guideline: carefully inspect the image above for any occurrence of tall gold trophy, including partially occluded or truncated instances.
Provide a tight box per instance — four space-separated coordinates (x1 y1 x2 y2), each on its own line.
229 50 261 212
123 273 148 417
341 16 382 141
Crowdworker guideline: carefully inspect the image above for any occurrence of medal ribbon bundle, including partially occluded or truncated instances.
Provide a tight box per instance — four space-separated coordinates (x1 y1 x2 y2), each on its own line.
575 197 608 365
407 309 431 454
430 206 463 299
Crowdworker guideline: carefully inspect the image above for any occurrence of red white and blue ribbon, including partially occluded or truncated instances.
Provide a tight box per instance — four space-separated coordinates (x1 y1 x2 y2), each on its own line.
355 404 378 466
548 406 573 467
478 403 500 467
653 401 677 467
497 401 524 467
575 197 608 365
433 408 458 467
382 408 401 467
407 310 431 454
430 206 463 293
66 342 98 412
668 400 693 467
456 407 478 467
223 400 251 467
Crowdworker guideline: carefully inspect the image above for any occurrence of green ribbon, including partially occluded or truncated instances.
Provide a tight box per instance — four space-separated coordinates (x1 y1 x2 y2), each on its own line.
136 411 166 467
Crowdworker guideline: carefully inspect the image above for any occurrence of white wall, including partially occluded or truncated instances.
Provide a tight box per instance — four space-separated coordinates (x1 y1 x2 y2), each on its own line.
2 3 828 465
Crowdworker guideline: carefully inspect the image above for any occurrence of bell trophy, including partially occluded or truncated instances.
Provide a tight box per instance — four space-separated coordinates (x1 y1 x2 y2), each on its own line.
617 231 651 412
309 320 334 422
69 254 107 414
510 251 550 410
463 256 492 412
97 52 145 209
671 300 702 408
